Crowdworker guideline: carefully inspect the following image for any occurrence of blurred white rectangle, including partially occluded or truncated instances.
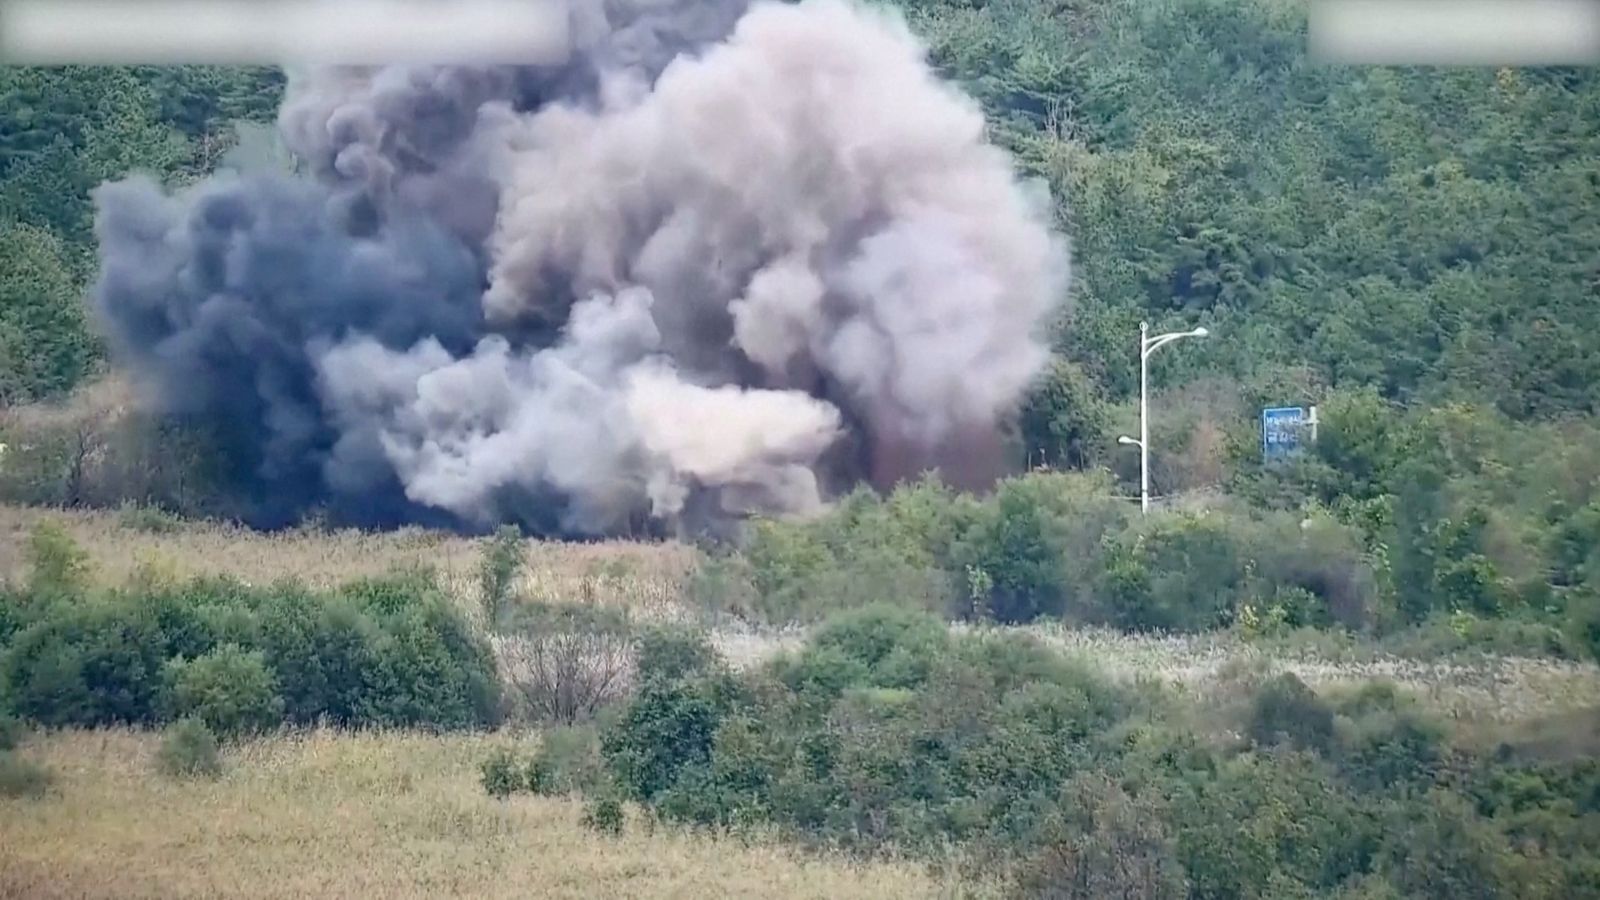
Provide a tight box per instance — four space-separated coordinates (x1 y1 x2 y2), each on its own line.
0 0 568 64
1310 0 1600 65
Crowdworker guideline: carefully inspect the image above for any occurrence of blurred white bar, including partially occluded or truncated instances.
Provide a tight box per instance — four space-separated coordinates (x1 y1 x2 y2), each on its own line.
0 0 569 64
1310 0 1600 65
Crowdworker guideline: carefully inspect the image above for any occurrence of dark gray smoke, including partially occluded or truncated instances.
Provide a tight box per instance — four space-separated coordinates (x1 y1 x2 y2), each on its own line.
90 0 1069 536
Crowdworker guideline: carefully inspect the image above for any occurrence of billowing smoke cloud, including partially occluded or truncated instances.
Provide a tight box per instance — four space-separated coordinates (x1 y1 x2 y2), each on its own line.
90 0 1069 536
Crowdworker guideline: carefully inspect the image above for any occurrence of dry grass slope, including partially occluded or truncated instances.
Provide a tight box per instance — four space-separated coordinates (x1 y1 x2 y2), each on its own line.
0 729 976 900
0 504 698 618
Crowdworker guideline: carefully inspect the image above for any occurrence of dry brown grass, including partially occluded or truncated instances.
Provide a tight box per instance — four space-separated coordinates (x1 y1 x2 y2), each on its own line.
0 504 698 617
0 729 977 900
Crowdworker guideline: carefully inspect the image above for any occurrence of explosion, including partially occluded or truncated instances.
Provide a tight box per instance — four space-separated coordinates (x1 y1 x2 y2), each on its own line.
90 0 1069 535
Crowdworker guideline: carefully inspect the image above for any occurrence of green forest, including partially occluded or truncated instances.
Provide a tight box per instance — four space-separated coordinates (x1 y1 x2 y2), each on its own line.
3 0 1600 896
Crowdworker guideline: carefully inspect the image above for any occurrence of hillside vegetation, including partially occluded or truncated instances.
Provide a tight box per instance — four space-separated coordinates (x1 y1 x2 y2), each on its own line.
4 0 1600 896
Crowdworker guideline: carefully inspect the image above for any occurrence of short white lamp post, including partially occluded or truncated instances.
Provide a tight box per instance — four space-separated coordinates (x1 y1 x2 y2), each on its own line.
1118 321 1209 514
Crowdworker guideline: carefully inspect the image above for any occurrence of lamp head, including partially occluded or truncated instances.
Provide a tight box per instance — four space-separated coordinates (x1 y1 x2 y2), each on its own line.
1191 326 1209 337
1118 435 1137 445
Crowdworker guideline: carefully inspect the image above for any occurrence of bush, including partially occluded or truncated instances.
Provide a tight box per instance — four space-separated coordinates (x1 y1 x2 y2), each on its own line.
478 525 524 621
1098 512 1248 632
252 590 378 726
1333 683 1448 789
116 501 182 534
1248 672 1336 753
1016 773 1187 900
25 521 90 598
603 673 738 803
157 718 223 779
1377 790 1515 900
684 551 760 622
0 598 171 727
1567 592 1600 663
804 604 948 690
739 477 976 623
529 725 606 796
635 624 722 686
0 584 27 648
958 473 1127 624
0 568 497 732
0 712 23 751
164 644 283 738
499 602 633 725
347 583 501 729
582 790 625 836
480 747 524 799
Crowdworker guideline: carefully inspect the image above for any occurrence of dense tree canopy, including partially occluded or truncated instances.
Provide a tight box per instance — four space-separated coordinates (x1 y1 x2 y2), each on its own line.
0 65 282 401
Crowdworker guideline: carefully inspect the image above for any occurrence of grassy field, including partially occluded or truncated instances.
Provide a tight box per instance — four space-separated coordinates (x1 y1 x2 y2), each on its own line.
0 504 697 617
0 729 975 900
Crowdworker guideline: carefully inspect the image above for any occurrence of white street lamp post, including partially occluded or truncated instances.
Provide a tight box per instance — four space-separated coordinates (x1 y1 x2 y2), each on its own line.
1118 321 1209 514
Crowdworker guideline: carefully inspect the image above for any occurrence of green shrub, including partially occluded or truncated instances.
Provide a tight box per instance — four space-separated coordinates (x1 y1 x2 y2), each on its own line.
603 673 739 803
804 604 948 689
739 477 978 624
360 600 501 729
25 521 90 598
1376 790 1516 900
957 474 1123 624
582 790 625 836
253 590 378 726
604 622 1141 853
116 501 182 534
966 505 1066 622
480 747 525 799
0 712 23 751
1015 773 1187 900
1 569 496 733
1098 512 1245 632
0 584 28 647
1333 683 1449 789
0 599 170 726
164 644 283 738
157 717 223 779
529 725 606 796
1567 592 1600 663
1248 672 1337 753
1168 749 1384 897
1243 511 1377 630
0 751 52 799
684 552 761 622
478 525 524 621
635 624 722 686
1018 358 1113 472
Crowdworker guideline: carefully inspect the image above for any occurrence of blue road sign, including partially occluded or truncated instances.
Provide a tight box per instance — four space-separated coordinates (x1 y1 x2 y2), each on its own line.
1262 406 1307 461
